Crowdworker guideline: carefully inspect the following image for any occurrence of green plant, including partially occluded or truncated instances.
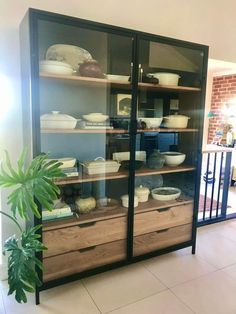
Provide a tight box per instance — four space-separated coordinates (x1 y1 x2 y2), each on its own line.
0 150 63 303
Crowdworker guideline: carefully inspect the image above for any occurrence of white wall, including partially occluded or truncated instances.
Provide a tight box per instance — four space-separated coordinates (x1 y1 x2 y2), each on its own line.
1 0 236 270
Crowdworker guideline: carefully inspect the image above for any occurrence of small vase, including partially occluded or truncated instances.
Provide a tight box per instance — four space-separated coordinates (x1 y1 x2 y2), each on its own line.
147 149 165 169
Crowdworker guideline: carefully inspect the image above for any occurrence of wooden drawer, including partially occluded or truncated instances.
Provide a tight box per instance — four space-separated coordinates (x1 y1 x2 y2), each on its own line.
134 203 193 236
43 240 126 282
133 223 192 256
43 217 126 258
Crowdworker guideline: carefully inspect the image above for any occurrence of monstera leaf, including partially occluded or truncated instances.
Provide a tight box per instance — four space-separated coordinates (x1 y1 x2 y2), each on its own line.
0 150 63 219
0 150 64 303
3 225 46 303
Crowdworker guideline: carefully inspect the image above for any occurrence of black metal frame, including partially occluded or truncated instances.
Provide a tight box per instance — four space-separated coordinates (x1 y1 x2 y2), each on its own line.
19 8 209 304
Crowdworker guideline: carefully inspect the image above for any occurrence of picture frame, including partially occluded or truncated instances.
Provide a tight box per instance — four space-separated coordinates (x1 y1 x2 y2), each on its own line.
116 93 132 116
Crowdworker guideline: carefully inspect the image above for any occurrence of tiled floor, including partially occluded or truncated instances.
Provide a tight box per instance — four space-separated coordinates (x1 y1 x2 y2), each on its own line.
1 219 236 313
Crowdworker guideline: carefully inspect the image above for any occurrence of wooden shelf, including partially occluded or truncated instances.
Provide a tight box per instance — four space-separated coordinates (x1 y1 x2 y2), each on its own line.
41 128 128 134
137 128 198 133
138 82 201 92
40 73 200 92
54 164 195 185
41 128 198 134
40 72 131 89
43 196 193 231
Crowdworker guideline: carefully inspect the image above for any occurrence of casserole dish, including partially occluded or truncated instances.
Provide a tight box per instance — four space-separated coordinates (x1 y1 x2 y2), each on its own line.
163 115 190 128
80 157 120 175
147 72 180 85
40 111 78 129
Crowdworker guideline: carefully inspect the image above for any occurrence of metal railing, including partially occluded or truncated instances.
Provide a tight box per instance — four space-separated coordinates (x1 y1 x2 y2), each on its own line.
198 148 233 226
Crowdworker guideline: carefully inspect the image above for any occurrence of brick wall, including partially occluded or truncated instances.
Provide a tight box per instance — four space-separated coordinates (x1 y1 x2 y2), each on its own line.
208 74 236 143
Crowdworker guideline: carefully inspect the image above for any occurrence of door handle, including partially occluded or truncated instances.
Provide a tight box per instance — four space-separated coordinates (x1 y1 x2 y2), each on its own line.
78 246 96 253
156 207 170 212
78 221 96 228
156 228 169 233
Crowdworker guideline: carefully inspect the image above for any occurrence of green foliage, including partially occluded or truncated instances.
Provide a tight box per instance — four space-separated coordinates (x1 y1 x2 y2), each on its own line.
3 225 46 303
0 150 64 303
0 150 63 219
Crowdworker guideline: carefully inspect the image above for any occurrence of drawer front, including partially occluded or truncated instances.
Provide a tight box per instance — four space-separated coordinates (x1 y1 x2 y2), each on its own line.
43 240 126 282
133 223 192 256
134 203 193 236
43 217 126 258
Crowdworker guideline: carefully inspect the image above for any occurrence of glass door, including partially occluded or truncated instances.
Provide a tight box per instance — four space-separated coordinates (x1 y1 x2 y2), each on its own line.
36 17 134 281
133 37 205 256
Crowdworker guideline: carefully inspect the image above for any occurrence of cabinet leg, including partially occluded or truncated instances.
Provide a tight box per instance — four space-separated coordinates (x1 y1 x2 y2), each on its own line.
35 288 40 305
191 243 196 255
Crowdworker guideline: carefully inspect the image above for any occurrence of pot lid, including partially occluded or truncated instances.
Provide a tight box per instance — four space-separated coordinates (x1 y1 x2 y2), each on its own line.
135 185 150 194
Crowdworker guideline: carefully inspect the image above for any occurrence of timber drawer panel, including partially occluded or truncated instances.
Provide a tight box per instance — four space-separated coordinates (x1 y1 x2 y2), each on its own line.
133 223 192 256
43 240 126 282
134 203 193 236
43 216 126 258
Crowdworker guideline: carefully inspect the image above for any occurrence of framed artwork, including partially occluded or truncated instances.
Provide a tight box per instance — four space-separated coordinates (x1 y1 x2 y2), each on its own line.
116 94 131 116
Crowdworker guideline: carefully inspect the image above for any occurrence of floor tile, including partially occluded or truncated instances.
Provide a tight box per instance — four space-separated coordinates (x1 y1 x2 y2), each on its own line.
222 264 236 281
108 290 193 314
0 289 6 314
1 281 100 314
172 270 236 314
196 231 236 268
144 251 216 287
209 220 236 243
82 263 166 313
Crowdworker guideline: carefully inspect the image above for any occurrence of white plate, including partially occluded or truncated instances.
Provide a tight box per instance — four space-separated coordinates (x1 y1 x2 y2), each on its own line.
46 44 92 71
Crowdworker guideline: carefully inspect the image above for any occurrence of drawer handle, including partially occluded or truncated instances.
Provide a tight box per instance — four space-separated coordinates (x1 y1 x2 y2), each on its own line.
156 228 169 233
78 221 96 228
156 207 170 213
78 246 96 253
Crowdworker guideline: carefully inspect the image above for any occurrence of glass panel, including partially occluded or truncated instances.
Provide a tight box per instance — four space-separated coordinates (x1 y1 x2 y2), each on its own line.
133 38 202 256
37 19 133 273
139 39 204 87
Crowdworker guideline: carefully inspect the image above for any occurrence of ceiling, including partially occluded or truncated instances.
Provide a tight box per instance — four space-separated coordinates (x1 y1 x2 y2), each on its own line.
208 59 236 76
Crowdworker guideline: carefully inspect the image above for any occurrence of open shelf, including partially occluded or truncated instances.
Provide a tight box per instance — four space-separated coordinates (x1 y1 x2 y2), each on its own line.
54 164 196 185
40 73 201 92
43 196 193 231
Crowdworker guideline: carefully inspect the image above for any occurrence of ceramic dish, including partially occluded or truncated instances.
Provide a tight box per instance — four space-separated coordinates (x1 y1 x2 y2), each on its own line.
163 115 190 128
106 74 130 82
121 195 139 208
80 157 121 175
40 111 78 129
39 60 74 75
112 151 146 162
46 157 76 169
46 44 92 71
140 118 163 128
151 187 181 201
83 113 109 123
135 185 150 202
147 72 180 85
161 152 186 167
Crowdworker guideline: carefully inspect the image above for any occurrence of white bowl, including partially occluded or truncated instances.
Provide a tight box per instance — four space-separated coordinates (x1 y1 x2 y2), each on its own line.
151 187 181 201
161 152 186 167
83 113 109 123
106 74 130 82
141 118 163 128
40 111 77 129
147 72 180 86
40 60 74 75
46 157 76 169
163 115 190 128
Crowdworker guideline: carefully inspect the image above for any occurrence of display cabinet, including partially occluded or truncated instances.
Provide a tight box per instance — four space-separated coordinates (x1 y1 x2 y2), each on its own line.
20 8 208 303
